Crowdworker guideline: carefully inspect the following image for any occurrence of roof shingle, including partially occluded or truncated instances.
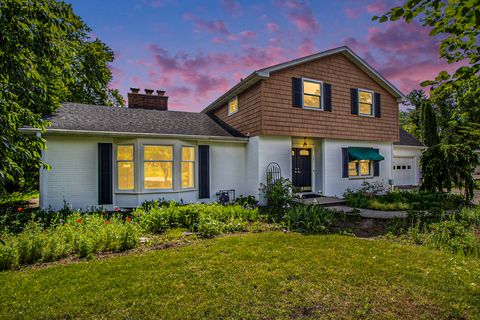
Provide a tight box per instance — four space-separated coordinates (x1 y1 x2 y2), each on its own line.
394 128 424 147
45 103 242 138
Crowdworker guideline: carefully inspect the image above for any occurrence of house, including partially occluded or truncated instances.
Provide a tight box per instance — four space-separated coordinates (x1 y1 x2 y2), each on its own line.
23 46 424 210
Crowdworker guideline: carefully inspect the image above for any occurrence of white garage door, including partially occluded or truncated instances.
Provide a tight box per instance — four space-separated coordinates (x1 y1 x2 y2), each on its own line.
393 157 414 186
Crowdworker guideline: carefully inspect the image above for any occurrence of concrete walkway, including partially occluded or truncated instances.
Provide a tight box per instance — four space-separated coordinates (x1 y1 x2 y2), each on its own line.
329 205 408 219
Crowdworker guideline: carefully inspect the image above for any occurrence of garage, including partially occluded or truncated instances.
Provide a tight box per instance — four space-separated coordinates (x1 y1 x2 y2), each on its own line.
393 157 415 186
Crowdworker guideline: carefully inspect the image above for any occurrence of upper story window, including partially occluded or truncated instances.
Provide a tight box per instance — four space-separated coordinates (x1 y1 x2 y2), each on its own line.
181 146 195 188
117 145 135 190
143 145 173 189
302 79 323 109
358 89 374 116
228 96 238 115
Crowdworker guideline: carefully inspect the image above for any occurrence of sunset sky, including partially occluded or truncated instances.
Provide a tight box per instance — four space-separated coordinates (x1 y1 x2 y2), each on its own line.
67 0 459 111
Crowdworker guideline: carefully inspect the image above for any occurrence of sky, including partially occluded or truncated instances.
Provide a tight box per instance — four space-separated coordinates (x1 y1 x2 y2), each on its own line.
67 0 460 112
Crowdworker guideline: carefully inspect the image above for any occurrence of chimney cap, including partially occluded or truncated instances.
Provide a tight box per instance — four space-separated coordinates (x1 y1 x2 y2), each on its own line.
145 88 154 95
156 90 166 96
130 88 140 94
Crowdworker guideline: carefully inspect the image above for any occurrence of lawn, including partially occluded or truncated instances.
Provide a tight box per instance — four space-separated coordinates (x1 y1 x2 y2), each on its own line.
1 232 479 319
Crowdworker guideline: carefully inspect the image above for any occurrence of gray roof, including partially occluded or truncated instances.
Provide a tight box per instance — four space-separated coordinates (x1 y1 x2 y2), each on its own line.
395 128 424 147
43 103 243 138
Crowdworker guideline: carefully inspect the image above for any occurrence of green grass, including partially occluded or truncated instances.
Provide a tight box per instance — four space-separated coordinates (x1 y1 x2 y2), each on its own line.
1 232 479 319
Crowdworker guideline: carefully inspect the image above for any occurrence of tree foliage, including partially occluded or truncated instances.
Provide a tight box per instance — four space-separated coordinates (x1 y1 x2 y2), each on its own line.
421 101 439 147
373 0 480 88
420 144 479 201
0 0 123 191
400 89 428 140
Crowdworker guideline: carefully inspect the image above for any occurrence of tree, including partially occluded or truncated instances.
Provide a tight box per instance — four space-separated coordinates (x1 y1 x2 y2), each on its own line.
373 0 479 89
0 0 123 192
400 89 428 140
421 101 439 147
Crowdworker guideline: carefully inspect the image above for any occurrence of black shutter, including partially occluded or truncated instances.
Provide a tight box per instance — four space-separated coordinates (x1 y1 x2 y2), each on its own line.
98 143 113 205
292 77 302 108
351 88 359 115
342 147 349 178
323 83 332 112
373 148 380 176
198 145 210 199
374 92 381 117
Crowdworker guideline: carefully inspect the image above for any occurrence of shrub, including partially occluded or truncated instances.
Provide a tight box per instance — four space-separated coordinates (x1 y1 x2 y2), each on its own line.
234 195 259 209
260 177 297 217
283 204 339 233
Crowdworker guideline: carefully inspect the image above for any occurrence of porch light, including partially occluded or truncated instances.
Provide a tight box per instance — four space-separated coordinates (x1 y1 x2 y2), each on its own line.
302 137 308 149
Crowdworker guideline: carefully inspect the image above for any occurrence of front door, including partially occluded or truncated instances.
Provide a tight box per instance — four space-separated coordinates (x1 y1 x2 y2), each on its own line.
292 148 312 192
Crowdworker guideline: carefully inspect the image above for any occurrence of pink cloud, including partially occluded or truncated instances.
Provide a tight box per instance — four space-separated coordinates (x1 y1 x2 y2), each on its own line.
238 30 256 39
108 65 123 89
221 0 242 16
183 13 229 35
276 0 319 33
298 38 315 56
366 1 388 14
344 7 360 18
267 22 280 32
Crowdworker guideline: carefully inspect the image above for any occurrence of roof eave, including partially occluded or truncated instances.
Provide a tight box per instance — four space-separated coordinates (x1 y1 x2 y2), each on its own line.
20 127 249 143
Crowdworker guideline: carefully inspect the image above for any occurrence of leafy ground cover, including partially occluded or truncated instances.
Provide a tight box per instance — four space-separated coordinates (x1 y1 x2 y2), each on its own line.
1 232 479 319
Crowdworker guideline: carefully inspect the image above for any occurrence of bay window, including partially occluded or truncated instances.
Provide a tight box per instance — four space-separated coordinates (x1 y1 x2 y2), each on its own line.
144 145 173 189
181 146 195 188
117 145 135 190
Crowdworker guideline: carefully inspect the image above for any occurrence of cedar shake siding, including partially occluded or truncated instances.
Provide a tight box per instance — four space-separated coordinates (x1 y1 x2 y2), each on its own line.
261 53 399 142
213 82 262 136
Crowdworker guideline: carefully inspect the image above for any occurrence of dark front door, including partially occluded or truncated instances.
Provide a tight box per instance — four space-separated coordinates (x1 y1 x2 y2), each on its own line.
292 148 312 192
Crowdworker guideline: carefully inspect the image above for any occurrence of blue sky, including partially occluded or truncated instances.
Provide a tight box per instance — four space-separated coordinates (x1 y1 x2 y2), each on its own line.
67 0 457 111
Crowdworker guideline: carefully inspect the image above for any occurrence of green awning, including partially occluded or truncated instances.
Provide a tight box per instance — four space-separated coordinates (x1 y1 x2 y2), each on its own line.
348 147 384 161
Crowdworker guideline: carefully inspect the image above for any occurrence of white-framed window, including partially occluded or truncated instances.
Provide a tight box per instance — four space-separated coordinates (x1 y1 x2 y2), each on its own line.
117 145 135 190
228 96 238 115
302 78 323 109
181 146 195 188
348 160 372 177
358 89 374 116
143 145 173 189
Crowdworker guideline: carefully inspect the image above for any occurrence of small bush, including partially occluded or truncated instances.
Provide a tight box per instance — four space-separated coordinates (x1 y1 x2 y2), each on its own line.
283 204 339 233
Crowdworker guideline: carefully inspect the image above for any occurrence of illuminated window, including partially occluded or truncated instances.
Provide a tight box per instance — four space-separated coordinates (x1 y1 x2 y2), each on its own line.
303 79 322 109
181 146 195 188
228 97 238 115
143 145 173 189
358 89 373 116
349 160 372 177
117 145 134 190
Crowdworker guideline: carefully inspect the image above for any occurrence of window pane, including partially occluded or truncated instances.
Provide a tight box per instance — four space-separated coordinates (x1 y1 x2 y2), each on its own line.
182 147 195 161
181 162 194 188
144 145 173 161
303 95 320 108
117 145 133 161
359 103 372 115
304 81 321 95
118 162 134 190
144 162 172 189
229 98 238 114
348 161 358 176
359 91 372 104
360 160 370 176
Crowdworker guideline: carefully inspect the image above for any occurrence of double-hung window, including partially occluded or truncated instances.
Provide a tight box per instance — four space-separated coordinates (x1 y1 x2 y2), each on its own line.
117 145 135 190
228 97 238 115
181 146 195 188
144 145 173 189
303 79 322 109
358 89 374 116
348 160 372 177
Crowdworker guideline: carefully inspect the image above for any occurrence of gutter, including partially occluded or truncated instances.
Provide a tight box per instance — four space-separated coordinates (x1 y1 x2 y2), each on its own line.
19 127 249 143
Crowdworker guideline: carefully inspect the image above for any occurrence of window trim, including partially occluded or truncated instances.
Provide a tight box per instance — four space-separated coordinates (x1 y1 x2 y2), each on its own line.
227 96 238 116
357 88 375 117
116 144 135 191
181 145 196 189
348 159 374 179
302 78 323 111
142 144 174 191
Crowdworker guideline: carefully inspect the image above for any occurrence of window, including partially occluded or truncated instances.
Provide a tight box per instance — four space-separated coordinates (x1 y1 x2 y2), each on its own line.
228 97 238 115
348 160 372 177
358 89 373 116
117 145 134 190
303 79 322 109
143 145 173 189
181 146 195 188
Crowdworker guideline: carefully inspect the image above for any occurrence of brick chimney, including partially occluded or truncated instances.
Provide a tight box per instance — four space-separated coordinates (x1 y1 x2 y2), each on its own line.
127 88 168 111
